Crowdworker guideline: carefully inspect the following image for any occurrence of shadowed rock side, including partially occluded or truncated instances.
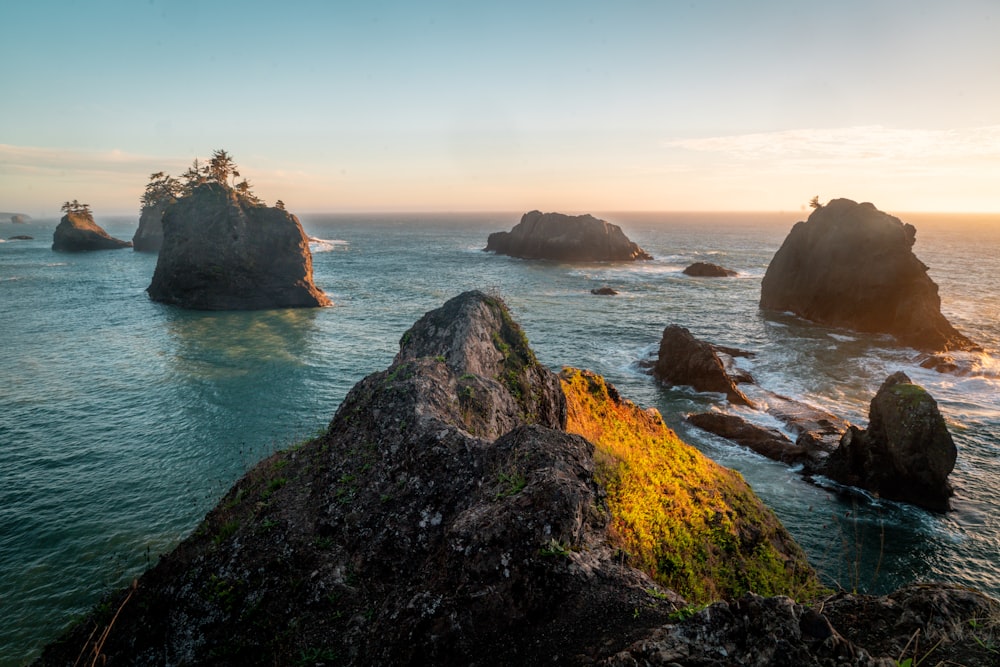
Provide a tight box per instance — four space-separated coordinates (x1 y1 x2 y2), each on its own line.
51 212 131 251
37 291 828 666
822 372 957 512
760 198 975 352
683 261 737 277
653 325 754 407
485 210 653 262
147 183 329 309
131 200 170 252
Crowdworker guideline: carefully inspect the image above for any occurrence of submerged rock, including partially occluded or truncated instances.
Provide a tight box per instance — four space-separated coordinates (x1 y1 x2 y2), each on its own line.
760 198 975 352
8 235 33 240
683 261 737 277
822 372 957 512
485 210 652 262
51 212 131 251
687 411 813 466
147 183 330 310
652 325 754 407
38 291 820 665
591 286 618 295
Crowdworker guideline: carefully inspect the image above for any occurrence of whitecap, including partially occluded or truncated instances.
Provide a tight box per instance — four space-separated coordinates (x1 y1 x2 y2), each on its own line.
308 237 348 253
828 333 857 342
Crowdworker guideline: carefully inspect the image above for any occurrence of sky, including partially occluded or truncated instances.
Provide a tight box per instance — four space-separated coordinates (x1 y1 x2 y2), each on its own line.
2 0 999 217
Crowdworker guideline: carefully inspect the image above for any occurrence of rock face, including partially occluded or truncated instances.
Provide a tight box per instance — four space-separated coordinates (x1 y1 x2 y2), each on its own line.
485 210 652 261
684 261 736 277
147 183 330 310
131 200 171 252
38 291 823 666
822 372 957 512
51 212 131 251
652 325 753 406
760 199 975 352
605 583 1000 667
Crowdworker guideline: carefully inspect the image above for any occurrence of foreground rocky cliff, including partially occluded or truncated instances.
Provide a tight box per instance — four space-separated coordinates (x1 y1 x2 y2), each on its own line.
485 211 652 262
38 291 822 665
147 183 330 310
760 199 975 352
51 212 131 251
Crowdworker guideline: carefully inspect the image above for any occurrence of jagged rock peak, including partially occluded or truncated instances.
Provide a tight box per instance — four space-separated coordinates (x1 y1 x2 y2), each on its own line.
760 198 975 352
484 210 653 261
652 324 754 406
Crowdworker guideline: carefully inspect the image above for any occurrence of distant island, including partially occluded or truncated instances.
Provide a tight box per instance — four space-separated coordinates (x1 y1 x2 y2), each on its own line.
1 212 31 223
485 210 653 262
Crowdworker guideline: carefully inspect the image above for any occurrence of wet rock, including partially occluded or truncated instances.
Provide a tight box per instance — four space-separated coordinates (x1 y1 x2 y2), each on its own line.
147 183 330 310
687 412 815 466
8 235 33 240
760 199 976 352
822 372 957 511
591 286 618 295
683 261 737 277
485 210 652 262
51 212 131 251
919 353 959 374
652 325 754 407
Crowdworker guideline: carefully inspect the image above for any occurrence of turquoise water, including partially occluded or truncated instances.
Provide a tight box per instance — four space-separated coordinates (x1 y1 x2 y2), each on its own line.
1 212 998 664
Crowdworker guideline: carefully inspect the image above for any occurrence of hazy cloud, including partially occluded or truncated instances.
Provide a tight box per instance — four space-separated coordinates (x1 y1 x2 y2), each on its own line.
663 126 1000 166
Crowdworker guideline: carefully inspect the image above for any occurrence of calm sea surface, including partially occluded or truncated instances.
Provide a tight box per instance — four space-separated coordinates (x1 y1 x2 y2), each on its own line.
1 211 998 664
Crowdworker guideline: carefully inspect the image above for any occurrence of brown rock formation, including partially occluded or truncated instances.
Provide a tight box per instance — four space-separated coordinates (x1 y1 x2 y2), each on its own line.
485 210 652 261
147 183 330 310
683 261 737 277
51 212 131 251
760 199 975 352
652 325 754 406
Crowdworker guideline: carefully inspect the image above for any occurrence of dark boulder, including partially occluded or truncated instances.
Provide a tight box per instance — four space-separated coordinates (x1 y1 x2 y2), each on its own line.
683 261 737 277
687 412 815 466
591 286 618 295
8 235 33 240
51 212 131 251
652 325 753 406
604 583 1000 667
760 199 975 352
147 183 330 310
131 200 171 252
485 210 652 261
822 371 957 511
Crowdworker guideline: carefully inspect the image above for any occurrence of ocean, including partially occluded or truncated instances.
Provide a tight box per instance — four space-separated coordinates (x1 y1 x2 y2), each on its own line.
1 211 998 664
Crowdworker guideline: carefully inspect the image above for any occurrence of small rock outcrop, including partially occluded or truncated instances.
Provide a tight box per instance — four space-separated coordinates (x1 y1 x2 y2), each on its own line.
131 201 170 252
591 286 618 295
8 235 33 240
51 212 131 251
760 199 975 352
485 210 652 261
38 291 822 665
684 261 736 277
822 372 957 512
652 325 753 406
687 412 812 466
147 183 330 310
11 213 30 223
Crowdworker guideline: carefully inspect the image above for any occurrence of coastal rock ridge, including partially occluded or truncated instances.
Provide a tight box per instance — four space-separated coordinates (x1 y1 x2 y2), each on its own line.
759 198 976 352
51 211 131 251
39 290 827 665
484 210 652 261
146 182 330 310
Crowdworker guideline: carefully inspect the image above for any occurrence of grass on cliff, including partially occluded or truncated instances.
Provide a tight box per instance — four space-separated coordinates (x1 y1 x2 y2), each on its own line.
560 368 822 604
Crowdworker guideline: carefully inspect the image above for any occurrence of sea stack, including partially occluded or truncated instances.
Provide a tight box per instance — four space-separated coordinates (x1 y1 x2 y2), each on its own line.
147 183 330 310
484 210 652 261
652 325 753 407
132 201 170 252
51 211 131 251
822 371 957 512
683 261 737 277
760 199 975 352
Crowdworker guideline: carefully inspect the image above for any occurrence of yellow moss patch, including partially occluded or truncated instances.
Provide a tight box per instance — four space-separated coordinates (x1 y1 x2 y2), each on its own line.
560 368 821 604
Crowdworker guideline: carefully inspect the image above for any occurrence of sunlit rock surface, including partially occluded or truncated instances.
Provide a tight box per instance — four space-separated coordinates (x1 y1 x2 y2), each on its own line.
51 212 131 251
760 199 976 352
147 183 330 310
485 210 652 262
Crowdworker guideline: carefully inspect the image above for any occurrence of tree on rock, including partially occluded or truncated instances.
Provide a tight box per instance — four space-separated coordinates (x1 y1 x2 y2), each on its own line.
141 172 182 210
61 200 92 216
207 149 239 187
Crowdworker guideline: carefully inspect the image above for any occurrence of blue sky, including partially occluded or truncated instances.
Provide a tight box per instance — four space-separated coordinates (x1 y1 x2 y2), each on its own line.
2 0 999 216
